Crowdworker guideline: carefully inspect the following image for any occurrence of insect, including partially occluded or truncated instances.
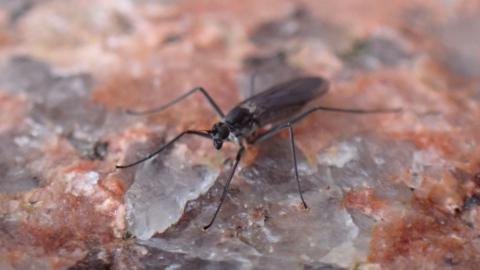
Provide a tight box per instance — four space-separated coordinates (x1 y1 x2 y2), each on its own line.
116 76 400 230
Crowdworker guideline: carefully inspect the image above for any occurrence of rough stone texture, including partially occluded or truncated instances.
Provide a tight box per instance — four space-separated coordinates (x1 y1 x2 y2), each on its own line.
0 0 480 269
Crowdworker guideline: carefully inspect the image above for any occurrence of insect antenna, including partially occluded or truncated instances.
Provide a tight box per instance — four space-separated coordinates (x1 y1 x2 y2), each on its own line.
115 130 210 169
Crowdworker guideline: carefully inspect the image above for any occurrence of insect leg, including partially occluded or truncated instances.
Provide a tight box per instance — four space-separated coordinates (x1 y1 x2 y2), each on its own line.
250 122 309 208
115 130 210 169
288 123 308 209
304 106 402 115
253 105 401 143
249 72 257 97
203 145 245 230
126 87 225 118
250 105 401 206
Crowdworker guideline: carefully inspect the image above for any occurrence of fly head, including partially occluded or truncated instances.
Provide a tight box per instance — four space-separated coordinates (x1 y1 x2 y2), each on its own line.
209 122 230 150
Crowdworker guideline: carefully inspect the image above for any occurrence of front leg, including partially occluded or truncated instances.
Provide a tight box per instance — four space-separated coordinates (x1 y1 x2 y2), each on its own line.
203 144 245 230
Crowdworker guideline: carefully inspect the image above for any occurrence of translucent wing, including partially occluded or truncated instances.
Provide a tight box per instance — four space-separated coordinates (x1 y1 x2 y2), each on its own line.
227 77 329 127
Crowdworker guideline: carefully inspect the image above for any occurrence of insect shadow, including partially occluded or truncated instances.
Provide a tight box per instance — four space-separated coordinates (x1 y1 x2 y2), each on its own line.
116 76 401 230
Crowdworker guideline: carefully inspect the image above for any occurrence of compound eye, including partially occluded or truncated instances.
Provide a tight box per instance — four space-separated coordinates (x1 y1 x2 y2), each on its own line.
213 139 223 150
220 128 229 140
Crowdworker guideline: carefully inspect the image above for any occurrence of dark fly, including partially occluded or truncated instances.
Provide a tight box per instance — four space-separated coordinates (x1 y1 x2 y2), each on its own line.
116 76 400 230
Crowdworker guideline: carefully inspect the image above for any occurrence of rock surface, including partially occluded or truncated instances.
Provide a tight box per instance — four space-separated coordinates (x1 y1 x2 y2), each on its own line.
0 0 479 269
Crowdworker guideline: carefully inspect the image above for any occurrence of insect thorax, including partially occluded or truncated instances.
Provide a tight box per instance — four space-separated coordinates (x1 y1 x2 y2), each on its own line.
224 106 258 138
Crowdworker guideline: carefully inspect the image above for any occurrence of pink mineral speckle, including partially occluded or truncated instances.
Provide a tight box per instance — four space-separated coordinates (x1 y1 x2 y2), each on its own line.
343 188 387 219
0 92 27 132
